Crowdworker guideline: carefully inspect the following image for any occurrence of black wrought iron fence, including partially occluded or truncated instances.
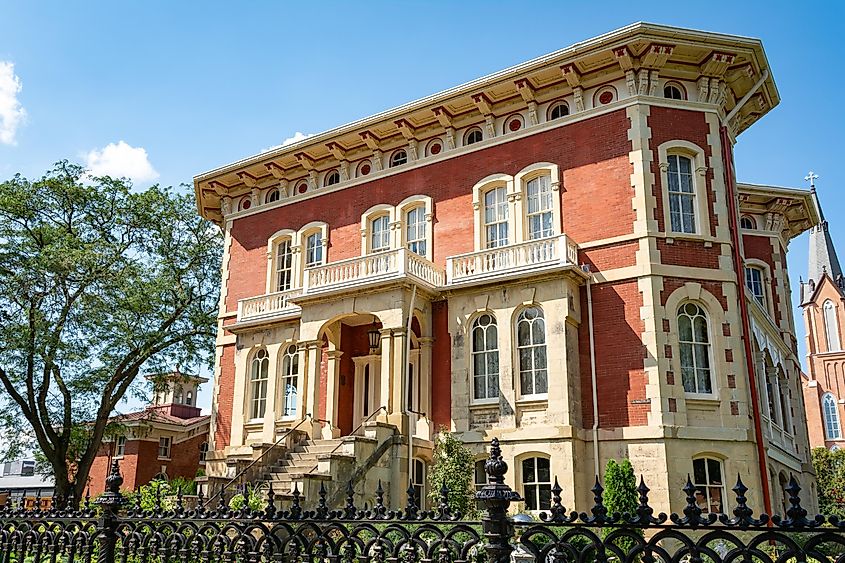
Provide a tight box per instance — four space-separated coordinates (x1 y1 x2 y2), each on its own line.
2 437 845 563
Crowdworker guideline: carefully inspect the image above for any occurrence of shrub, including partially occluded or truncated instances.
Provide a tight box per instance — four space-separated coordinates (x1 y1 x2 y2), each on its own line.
428 430 477 518
602 459 642 554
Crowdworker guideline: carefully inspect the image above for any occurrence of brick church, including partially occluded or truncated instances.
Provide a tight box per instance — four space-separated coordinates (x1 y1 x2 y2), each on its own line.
193 23 818 515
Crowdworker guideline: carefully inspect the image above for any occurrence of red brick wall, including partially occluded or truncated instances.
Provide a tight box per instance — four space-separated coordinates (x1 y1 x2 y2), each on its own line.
431 301 451 430
656 239 721 269
338 324 372 434
87 442 113 495
581 242 638 271
215 345 236 449
579 280 648 427
742 234 782 324
224 111 633 312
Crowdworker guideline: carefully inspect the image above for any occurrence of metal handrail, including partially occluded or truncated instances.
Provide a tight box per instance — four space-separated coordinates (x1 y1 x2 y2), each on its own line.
204 414 314 507
309 406 387 472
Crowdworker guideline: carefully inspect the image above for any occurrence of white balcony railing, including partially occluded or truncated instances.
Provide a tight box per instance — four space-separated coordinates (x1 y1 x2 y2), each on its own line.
305 248 445 294
237 289 302 324
446 234 578 285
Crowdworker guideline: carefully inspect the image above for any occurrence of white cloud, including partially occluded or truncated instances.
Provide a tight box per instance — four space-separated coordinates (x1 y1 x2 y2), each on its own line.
85 141 159 183
261 131 313 153
0 61 26 145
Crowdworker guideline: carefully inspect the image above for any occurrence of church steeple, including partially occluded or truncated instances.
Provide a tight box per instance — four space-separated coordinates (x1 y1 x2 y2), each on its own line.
806 171 843 292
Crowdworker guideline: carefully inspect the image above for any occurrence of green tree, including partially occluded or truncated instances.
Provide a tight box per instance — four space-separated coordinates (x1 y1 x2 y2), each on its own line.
811 447 845 517
0 162 222 504
428 430 477 517
602 459 642 553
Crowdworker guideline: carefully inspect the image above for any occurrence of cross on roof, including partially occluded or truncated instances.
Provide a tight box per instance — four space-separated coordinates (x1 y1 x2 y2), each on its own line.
805 170 819 190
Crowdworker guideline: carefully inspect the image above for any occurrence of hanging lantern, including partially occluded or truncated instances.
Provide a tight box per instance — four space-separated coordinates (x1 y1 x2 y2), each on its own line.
368 326 381 352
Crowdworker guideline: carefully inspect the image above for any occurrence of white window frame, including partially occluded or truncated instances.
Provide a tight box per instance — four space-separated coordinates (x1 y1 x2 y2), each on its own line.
249 348 270 421
266 229 297 293
299 221 329 274
677 302 715 397
199 441 209 463
744 264 767 309
515 163 561 242
464 127 483 146
547 100 569 121
279 344 300 420
324 169 340 187
264 187 281 204
411 458 426 507
824 393 841 440
471 174 512 251
824 299 841 352
158 436 172 460
397 195 434 261
115 435 126 458
740 215 757 230
471 313 500 404
360 204 396 256
390 149 408 168
663 82 686 100
691 457 726 514
516 306 548 400
657 141 710 239
520 455 552 511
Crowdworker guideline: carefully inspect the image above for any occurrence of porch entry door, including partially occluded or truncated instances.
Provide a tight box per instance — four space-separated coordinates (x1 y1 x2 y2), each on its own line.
352 355 381 429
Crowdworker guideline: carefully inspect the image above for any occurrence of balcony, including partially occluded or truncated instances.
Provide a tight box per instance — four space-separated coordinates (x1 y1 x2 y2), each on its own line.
446 234 579 286
304 248 445 295
237 289 302 325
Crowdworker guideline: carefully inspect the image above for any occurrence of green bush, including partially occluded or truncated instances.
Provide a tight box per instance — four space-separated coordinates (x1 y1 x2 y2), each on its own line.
602 458 642 555
428 430 477 518
228 484 266 512
811 447 845 518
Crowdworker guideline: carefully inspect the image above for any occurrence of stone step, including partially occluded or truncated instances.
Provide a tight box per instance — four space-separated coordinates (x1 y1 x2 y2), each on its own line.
264 472 332 482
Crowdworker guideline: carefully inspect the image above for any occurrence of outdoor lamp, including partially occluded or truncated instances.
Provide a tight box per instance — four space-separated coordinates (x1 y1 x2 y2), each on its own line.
368 326 381 353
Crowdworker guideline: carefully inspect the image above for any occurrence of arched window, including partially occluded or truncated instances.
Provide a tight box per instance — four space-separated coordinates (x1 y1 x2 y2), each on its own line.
370 215 390 252
522 456 551 511
824 393 841 439
517 307 548 397
692 457 725 514
464 128 483 146
664 83 685 100
265 188 280 204
667 155 696 234
390 149 408 168
275 238 293 291
678 303 713 394
324 170 340 187
474 459 487 491
483 187 509 248
411 458 426 506
548 101 569 121
281 345 299 418
471 314 499 401
250 349 270 420
740 216 756 230
824 300 840 352
405 206 427 256
744 266 766 308
305 232 323 268
526 175 554 240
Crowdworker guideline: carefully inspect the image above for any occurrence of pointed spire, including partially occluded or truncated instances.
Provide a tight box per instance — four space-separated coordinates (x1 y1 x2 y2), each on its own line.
806 173 843 292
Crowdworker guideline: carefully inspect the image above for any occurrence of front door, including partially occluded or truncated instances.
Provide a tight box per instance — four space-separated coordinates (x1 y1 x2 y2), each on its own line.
353 355 381 429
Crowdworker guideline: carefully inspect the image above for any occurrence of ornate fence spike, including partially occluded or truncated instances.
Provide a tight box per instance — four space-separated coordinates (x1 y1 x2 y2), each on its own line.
175 486 184 515
670 475 715 527
313 481 330 519
195 486 206 517
434 479 453 521
288 482 303 520
629 475 664 525
485 437 507 485
84 487 91 511
403 481 419 520
719 474 764 527
264 482 276 519
774 474 824 528
343 480 358 519
216 485 228 516
371 479 389 519
581 476 611 524
541 476 573 523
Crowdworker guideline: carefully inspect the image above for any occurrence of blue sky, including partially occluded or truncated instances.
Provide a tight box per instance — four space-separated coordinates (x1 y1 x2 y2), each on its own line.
1 1 843 411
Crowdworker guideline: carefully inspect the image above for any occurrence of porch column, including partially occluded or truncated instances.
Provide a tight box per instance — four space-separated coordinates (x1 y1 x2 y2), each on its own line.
388 328 408 431
324 350 343 438
418 337 434 439
302 340 322 437
262 343 283 442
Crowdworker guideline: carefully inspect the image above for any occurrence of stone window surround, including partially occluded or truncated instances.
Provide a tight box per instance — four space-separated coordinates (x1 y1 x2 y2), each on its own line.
264 222 329 294
657 140 711 241
664 284 725 402
513 304 549 401
468 310 500 406
241 340 305 430
278 343 301 421
359 196 434 260
471 163 562 251
744 258 774 319
516 451 552 512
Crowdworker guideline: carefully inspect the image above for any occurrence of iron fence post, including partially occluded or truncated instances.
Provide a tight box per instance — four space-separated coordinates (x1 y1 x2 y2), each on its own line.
476 438 522 563
96 459 124 563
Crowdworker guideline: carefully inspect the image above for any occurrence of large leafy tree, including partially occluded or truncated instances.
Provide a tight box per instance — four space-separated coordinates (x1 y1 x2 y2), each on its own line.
0 162 222 503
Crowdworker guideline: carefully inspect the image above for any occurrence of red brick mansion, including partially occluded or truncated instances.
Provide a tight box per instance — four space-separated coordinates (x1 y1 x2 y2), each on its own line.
193 23 818 515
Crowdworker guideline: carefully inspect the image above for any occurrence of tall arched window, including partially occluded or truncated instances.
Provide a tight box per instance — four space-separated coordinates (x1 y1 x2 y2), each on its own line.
281 345 299 418
824 300 840 352
522 456 551 511
692 457 725 514
483 187 509 248
824 393 841 440
517 307 548 397
667 154 696 234
370 215 390 253
250 349 270 420
405 206 427 256
744 266 766 308
526 175 553 240
411 458 425 506
678 303 713 394
275 238 293 291
472 314 499 402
